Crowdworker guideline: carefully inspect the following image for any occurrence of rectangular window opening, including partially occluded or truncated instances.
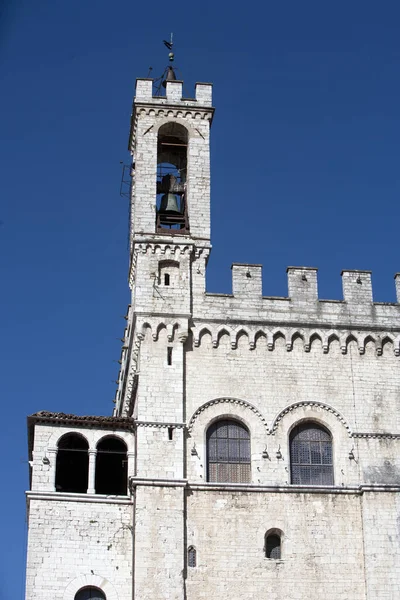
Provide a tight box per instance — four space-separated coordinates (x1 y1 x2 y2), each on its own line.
167 347 173 365
164 273 170 286
168 427 174 441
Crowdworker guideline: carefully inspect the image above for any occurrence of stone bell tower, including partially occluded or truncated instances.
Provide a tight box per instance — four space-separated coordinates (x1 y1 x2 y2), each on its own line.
110 69 215 600
115 70 214 420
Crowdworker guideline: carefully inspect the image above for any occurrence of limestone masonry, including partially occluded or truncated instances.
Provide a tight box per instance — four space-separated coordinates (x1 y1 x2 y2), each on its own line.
25 71 400 600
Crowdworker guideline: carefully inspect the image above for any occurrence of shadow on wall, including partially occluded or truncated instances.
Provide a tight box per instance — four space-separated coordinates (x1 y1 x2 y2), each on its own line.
56 433 89 493
364 461 400 485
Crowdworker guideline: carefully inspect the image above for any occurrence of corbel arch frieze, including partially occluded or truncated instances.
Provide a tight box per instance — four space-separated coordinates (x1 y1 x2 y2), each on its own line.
192 325 214 347
142 319 188 343
128 250 139 289
270 401 353 437
139 107 211 120
188 397 269 434
135 242 192 257
121 328 144 417
194 246 211 260
231 327 251 349
190 323 400 356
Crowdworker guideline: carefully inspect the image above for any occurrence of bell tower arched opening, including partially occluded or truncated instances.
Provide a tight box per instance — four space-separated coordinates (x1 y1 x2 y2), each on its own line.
156 122 189 234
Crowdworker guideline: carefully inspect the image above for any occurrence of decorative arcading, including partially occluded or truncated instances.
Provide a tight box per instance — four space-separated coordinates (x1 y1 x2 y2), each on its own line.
121 331 143 418
128 249 138 289
139 319 188 343
137 107 212 120
270 401 353 436
136 242 193 256
131 110 212 145
191 325 400 356
188 397 269 433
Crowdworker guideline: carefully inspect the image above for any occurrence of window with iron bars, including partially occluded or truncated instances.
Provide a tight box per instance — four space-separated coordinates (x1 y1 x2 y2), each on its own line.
290 422 334 485
206 419 251 483
188 546 196 567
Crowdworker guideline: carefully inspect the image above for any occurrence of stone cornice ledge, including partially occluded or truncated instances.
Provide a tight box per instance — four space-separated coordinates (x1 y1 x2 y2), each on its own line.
188 483 400 494
129 477 188 488
26 491 133 504
128 480 400 493
135 421 186 429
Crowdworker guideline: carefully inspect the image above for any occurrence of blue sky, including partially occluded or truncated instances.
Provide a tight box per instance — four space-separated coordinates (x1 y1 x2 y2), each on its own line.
1 1 400 596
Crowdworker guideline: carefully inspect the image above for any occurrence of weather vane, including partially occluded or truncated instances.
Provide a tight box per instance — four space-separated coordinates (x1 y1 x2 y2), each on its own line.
163 33 174 63
149 34 178 95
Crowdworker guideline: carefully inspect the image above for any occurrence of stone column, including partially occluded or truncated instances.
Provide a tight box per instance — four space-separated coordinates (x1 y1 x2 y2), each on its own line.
47 447 57 492
87 450 97 494
127 451 136 482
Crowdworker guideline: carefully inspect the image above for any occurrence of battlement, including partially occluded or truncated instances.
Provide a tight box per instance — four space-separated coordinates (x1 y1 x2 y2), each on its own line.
190 264 400 332
135 78 213 107
231 264 400 305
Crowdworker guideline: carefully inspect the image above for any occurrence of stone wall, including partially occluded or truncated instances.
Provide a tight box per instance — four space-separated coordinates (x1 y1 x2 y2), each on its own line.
25 498 133 600
186 489 367 600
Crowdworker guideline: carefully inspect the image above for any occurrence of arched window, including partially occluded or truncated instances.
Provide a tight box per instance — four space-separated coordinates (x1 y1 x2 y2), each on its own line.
265 531 282 559
188 545 197 567
156 122 189 233
290 422 333 485
74 587 106 600
55 433 89 493
95 436 128 495
207 419 251 483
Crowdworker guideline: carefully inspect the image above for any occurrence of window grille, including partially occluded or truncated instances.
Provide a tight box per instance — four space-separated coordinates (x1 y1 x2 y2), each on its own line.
265 533 281 559
75 587 106 600
290 422 333 485
188 545 196 567
206 419 251 483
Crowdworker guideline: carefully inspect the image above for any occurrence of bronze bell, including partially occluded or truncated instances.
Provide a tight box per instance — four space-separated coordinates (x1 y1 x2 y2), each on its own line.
160 193 180 214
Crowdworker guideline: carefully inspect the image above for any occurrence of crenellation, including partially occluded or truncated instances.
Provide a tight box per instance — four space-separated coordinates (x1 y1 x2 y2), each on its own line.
166 80 183 102
287 266 318 303
135 78 153 101
195 82 213 106
232 263 262 298
342 269 373 304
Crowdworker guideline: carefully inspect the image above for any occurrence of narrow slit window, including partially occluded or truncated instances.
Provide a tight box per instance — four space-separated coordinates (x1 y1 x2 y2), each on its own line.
188 546 196 567
167 347 173 365
168 427 174 441
265 533 281 559
164 273 170 286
